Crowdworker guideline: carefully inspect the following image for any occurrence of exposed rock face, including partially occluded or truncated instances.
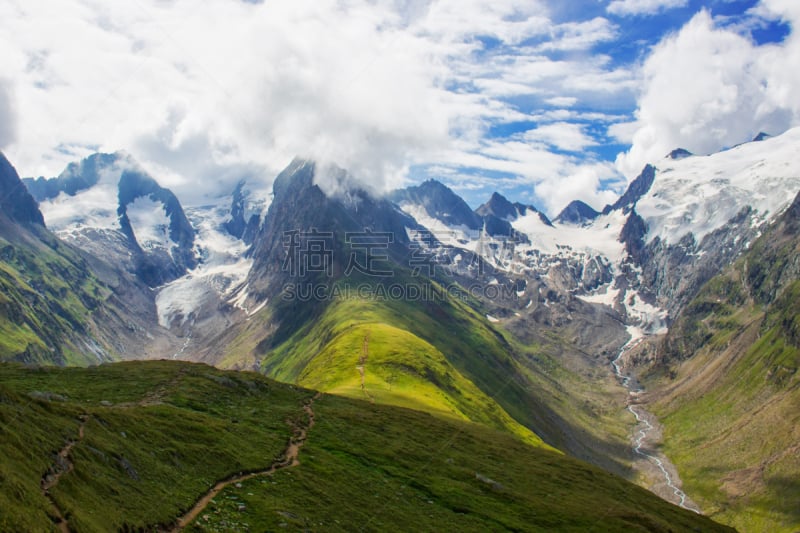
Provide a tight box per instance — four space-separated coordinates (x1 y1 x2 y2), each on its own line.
554 200 599 226
116 168 197 287
0 153 45 226
224 180 261 244
0 152 171 364
247 159 421 302
475 192 518 220
476 191 551 226
23 153 119 202
666 148 692 160
389 178 483 230
631 207 763 318
24 152 197 288
603 164 656 215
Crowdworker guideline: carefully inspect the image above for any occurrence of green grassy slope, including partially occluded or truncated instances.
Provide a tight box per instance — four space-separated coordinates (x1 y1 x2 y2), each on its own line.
218 271 634 476
0 360 728 532
259 289 547 447
0 361 307 532
646 202 800 532
0 228 110 365
221 273 539 428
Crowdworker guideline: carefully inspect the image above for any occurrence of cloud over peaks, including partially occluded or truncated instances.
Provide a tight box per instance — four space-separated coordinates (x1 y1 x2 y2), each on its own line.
615 7 800 177
0 80 15 149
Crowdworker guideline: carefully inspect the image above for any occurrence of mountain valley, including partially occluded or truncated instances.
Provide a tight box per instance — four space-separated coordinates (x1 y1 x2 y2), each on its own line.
1 127 800 531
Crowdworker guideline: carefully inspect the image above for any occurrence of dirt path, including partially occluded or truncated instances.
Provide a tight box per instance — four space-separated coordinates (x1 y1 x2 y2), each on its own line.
167 393 321 532
355 333 374 403
114 367 188 409
41 414 89 533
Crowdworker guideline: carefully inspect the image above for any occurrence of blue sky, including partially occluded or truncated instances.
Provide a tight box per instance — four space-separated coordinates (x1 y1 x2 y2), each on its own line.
0 0 798 215
423 0 794 212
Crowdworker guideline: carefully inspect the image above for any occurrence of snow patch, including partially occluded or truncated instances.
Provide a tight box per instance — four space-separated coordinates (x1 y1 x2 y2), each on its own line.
637 127 800 245
625 292 668 334
400 202 477 245
155 200 254 328
578 285 620 307
513 209 627 263
127 197 173 252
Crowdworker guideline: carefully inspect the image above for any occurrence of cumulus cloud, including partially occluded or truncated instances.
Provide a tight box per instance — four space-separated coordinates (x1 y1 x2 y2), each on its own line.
523 122 598 152
0 0 452 201
5 0 795 217
0 80 15 149
533 163 623 214
429 137 624 215
615 6 800 177
0 0 637 210
607 0 688 17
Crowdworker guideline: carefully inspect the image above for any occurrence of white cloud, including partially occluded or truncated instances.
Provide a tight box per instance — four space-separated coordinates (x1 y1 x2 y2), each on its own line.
534 17 618 51
429 137 623 215
616 7 800 177
0 79 14 149
534 163 623 214
0 0 634 208
545 96 578 107
607 0 688 17
414 0 551 44
0 0 453 201
523 122 598 152
751 0 800 23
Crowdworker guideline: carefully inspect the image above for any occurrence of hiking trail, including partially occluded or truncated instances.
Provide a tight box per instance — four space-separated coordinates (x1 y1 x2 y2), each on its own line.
41 414 89 533
167 393 321 532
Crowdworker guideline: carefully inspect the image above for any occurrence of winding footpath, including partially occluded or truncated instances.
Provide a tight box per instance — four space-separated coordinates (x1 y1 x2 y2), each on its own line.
355 333 374 404
611 330 701 514
41 414 90 533
167 393 321 532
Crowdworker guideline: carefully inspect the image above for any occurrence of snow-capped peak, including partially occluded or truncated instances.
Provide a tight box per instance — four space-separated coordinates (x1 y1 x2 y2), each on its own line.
637 126 800 246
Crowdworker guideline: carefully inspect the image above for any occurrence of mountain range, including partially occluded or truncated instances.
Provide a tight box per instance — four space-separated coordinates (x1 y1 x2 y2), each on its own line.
1 127 799 531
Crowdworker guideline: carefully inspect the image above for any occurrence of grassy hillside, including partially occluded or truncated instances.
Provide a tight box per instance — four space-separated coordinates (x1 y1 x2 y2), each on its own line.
0 360 729 532
646 200 800 532
217 270 634 477
0 227 108 365
0 208 169 366
257 285 547 447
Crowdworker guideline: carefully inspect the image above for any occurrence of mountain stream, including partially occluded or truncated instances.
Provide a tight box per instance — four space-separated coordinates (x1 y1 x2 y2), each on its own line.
611 329 701 513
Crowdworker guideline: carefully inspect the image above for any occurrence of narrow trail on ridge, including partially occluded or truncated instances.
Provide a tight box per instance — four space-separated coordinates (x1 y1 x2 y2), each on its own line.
41 368 189 531
41 414 90 533
166 393 321 532
113 367 189 409
611 332 701 514
356 332 374 404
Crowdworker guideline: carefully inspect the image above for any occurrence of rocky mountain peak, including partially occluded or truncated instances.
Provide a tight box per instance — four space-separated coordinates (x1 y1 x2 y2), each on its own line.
476 192 517 220
602 164 656 215
0 152 46 227
554 200 599 226
389 179 482 230
246 159 422 300
116 168 197 287
475 192 551 227
223 180 263 244
23 152 126 202
666 148 692 160
271 158 316 200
